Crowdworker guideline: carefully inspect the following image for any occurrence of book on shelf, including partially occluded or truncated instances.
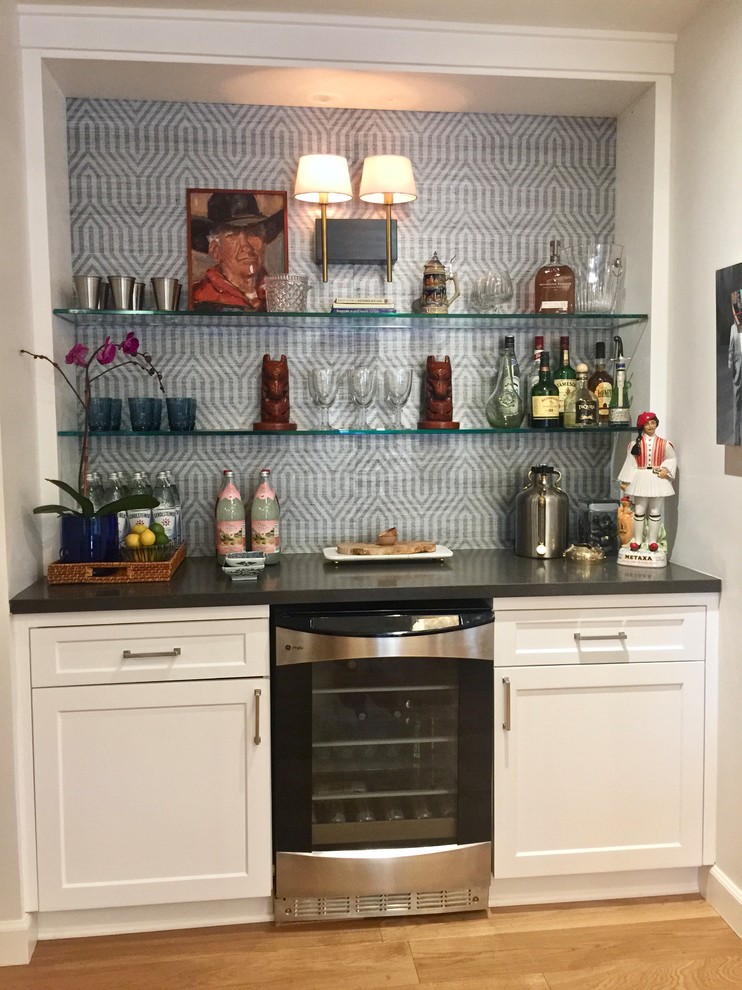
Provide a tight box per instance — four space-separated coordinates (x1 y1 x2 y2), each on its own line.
331 297 397 313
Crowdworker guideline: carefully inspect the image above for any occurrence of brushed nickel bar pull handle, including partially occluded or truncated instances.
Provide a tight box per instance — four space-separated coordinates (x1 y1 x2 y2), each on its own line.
502 677 511 732
254 688 262 745
122 648 182 660
574 632 628 643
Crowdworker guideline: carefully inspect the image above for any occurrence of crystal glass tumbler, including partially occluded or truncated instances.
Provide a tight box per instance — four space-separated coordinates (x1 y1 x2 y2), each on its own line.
264 274 309 312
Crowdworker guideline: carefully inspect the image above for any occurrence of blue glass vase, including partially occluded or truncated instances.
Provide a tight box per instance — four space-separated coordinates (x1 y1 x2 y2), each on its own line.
59 515 119 563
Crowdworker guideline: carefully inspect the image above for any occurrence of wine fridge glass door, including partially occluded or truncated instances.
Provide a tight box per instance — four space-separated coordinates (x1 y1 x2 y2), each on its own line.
271 652 493 855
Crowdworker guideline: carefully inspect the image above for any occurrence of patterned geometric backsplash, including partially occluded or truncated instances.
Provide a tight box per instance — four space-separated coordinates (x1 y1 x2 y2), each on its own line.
67 98 618 555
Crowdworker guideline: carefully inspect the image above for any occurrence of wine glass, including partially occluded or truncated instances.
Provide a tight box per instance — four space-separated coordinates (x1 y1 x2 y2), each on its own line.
384 367 412 429
348 367 377 428
484 268 514 313
307 367 338 429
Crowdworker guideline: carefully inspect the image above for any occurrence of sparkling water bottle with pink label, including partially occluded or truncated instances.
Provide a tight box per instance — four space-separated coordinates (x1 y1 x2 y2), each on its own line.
215 469 245 565
250 468 280 564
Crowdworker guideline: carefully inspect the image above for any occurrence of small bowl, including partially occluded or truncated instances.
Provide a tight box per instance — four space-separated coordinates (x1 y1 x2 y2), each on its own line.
377 527 397 546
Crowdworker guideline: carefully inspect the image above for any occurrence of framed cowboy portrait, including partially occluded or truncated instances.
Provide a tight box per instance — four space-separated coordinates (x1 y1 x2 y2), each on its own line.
187 188 288 312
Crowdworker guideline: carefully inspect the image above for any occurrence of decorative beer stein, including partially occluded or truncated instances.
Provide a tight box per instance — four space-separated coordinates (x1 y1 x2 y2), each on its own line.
419 252 460 314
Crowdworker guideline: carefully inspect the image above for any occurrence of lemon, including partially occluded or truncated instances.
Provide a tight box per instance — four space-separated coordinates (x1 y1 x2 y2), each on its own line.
124 533 140 548
139 529 156 547
131 523 148 535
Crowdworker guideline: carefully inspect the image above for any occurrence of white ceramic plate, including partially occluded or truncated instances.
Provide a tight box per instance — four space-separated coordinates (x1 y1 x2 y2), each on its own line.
323 545 453 563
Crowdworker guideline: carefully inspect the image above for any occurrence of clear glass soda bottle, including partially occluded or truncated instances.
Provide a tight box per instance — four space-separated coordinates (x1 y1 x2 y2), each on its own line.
85 471 106 511
165 471 182 544
125 472 153 530
104 471 128 545
251 468 280 564
152 471 177 542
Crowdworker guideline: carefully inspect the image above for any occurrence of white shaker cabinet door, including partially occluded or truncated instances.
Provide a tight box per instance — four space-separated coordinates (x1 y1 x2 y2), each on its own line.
33 678 271 910
494 661 705 878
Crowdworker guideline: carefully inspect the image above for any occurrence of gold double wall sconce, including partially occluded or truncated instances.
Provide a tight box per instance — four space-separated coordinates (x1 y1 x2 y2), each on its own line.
294 153 416 283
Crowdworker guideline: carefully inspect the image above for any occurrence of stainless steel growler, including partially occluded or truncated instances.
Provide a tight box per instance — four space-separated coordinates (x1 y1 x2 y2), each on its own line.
514 464 569 558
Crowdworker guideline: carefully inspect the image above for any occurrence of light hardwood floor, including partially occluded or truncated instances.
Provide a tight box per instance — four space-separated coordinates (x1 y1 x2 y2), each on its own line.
4 896 742 989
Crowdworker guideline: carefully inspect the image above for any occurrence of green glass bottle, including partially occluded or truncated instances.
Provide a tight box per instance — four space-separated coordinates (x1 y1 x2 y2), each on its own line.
529 350 560 429
553 335 577 424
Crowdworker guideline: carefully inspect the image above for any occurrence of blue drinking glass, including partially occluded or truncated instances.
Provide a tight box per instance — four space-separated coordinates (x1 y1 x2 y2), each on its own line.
88 396 112 432
128 396 160 431
167 397 197 431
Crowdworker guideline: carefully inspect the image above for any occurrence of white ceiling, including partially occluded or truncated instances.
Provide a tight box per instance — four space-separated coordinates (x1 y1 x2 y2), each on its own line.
38 0 713 116
32 0 712 34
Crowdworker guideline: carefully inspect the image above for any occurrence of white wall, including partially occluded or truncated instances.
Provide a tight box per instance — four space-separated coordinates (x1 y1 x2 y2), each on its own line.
672 0 742 931
0 0 41 966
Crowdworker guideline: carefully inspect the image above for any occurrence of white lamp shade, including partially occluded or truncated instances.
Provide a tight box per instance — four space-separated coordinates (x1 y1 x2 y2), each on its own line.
359 155 417 205
294 154 352 204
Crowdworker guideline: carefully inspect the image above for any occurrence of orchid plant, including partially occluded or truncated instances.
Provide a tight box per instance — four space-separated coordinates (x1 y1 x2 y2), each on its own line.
21 332 164 517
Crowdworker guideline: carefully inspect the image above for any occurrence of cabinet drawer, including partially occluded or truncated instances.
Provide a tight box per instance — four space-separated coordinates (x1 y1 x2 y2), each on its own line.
30 619 269 686
494 606 705 666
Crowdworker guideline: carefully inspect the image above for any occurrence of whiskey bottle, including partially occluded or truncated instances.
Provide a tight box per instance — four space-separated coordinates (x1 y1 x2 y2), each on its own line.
534 239 575 313
529 350 560 428
526 334 545 409
564 363 598 428
553 335 577 422
587 341 613 426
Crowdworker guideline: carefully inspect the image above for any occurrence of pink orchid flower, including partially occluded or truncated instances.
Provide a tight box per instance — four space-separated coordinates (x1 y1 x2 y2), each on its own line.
64 343 89 367
120 331 139 356
97 337 118 364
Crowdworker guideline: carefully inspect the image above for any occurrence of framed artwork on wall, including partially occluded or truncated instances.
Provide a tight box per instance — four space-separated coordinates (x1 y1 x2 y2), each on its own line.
187 188 288 312
715 261 742 445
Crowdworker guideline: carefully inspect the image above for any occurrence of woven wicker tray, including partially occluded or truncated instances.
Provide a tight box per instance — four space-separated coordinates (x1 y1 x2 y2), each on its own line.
47 541 186 585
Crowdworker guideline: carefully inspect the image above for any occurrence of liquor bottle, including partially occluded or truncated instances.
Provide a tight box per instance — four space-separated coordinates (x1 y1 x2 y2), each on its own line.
152 471 177 541
125 471 153 530
251 467 280 564
553 335 577 422
104 471 128 545
529 350 560 428
564 363 598 428
608 356 631 426
587 341 613 426
534 239 575 313
215 469 246 565
526 334 545 409
485 335 524 428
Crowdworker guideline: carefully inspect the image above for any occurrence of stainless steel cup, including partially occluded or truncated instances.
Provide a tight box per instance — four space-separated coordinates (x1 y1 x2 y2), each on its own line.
73 275 102 309
132 281 146 310
151 277 181 311
108 276 135 310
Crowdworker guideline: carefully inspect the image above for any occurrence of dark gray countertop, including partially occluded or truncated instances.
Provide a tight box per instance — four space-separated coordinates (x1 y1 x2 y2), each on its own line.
8 551 722 615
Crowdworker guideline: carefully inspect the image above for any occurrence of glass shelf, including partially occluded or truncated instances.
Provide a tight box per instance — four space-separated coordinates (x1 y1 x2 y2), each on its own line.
58 426 634 438
53 309 648 332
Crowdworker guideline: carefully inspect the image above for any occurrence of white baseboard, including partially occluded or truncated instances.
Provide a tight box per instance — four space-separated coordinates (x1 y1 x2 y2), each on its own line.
489 867 701 907
701 865 742 937
0 915 37 967
37 897 273 940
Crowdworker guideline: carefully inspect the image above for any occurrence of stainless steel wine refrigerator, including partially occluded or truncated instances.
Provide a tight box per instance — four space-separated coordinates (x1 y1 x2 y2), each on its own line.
271 600 494 922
